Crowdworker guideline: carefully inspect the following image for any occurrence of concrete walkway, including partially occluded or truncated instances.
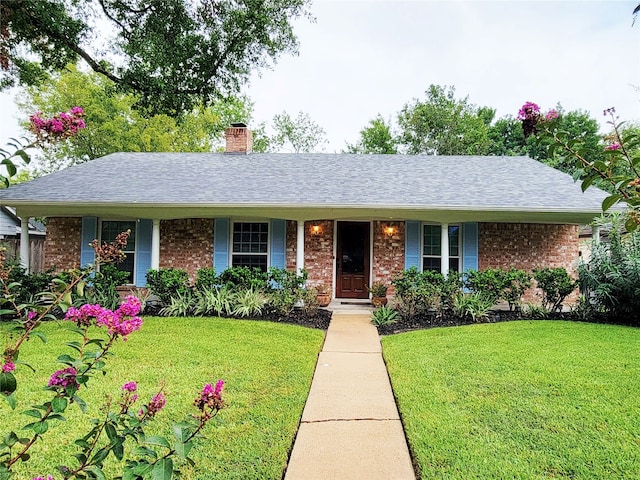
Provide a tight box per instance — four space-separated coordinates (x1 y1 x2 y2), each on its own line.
284 312 416 480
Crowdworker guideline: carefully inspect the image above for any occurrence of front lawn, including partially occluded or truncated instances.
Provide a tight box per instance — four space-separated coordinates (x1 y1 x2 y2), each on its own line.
382 320 640 479
0 317 325 479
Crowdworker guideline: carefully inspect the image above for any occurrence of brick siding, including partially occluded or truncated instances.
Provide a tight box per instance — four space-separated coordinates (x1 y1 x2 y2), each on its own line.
43 217 82 272
159 218 213 281
479 222 580 304
303 220 335 289
372 221 405 295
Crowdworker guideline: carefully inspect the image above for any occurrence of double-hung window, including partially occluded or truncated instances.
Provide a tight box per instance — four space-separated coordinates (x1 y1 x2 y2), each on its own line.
100 220 136 283
231 222 269 271
422 224 460 273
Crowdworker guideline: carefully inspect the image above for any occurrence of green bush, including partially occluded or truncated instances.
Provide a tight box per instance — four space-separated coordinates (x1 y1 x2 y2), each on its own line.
194 267 217 292
453 292 494 322
392 267 461 320
146 268 191 305
233 289 267 317
218 266 269 291
502 268 532 311
86 264 131 310
578 222 640 322
533 267 577 313
464 268 505 304
3 260 54 305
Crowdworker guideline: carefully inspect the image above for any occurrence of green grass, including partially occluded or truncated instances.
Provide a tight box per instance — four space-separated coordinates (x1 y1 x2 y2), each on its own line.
0 317 325 479
382 320 640 479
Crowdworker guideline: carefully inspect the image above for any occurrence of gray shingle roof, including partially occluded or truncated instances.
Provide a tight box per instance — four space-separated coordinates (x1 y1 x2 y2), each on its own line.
0 153 612 223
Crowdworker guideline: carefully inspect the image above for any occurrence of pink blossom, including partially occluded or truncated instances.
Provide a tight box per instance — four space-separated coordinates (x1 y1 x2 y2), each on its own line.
48 367 79 390
517 101 540 121
195 380 225 411
122 381 138 392
27 310 37 321
1 362 15 373
117 295 142 317
545 109 559 121
606 143 621 151
32 476 54 480
146 392 166 416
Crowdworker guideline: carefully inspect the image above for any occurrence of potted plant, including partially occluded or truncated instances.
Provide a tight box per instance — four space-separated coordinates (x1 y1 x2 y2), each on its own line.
368 282 388 307
315 284 331 307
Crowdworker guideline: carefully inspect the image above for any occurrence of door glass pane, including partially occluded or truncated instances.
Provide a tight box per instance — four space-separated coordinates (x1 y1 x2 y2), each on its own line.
341 223 366 274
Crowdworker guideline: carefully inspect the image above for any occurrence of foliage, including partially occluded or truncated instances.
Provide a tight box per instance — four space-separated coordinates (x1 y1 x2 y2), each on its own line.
159 291 195 317
397 84 494 155
392 267 460 320
533 267 577 312
18 65 253 175
232 289 267 318
578 219 640 322
254 111 327 153
3 260 54 305
521 103 640 231
85 264 131 310
299 288 320 318
2 0 312 116
266 268 307 316
193 286 235 317
218 267 269 292
464 268 531 311
367 282 388 297
383 321 640 479
524 302 549 319
194 267 217 293
145 268 191 306
452 292 494 322
345 115 398 154
370 305 399 327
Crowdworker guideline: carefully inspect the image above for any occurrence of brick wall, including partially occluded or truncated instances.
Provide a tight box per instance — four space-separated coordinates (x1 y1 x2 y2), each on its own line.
372 221 405 294
43 217 82 272
479 223 580 304
159 218 213 281
303 220 334 289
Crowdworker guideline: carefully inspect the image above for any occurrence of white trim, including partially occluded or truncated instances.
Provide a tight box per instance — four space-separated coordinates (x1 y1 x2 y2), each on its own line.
421 222 462 274
20 219 29 273
229 220 270 270
296 220 305 275
441 223 449 277
151 219 160 270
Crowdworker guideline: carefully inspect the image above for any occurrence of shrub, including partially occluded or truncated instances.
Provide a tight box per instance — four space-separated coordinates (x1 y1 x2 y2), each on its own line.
578 221 640 322
146 268 191 305
160 291 195 317
300 287 320 318
86 264 131 310
232 288 267 317
392 268 441 320
371 305 399 327
464 268 505 304
533 267 577 313
194 267 217 292
502 268 532 311
218 266 269 291
4 259 54 305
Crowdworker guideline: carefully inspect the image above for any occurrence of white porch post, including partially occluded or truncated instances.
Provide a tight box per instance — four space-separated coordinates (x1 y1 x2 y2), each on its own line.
592 225 601 245
296 220 305 274
441 223 449 277
20 219 30 273
151 219 160 270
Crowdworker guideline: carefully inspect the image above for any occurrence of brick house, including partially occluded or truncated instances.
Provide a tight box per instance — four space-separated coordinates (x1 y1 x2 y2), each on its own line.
0 125 608 303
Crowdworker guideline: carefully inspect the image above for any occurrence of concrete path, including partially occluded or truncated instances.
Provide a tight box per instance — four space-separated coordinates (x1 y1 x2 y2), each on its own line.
284 312 416 480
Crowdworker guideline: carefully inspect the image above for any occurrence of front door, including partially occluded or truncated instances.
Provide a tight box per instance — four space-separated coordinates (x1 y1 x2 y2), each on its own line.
336 221 370 299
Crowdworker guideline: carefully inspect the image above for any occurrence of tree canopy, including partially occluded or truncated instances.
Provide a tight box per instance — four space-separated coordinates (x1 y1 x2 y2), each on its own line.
345 115 397 154
253 111 327 153
1 0 311 116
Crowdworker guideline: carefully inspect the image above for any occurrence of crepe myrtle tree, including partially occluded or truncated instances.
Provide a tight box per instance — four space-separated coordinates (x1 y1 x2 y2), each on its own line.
0 0 312 117
519 102 640 231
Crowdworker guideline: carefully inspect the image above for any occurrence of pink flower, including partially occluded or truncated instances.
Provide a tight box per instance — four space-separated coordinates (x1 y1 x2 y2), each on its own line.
48 367 79 390
545 109 559 121
27 310 37 320
122 381 138 392
1 362 15 373
32 476 54 480
606 143 621 151
70 106 84 115
117 296 142 317
194 380 225 411
517 101 540 121
146 392 166 416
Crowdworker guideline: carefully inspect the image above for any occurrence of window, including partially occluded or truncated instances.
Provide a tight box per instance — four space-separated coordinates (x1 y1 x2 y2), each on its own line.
231 222 268 271
422 224 460 273
101 220 136 283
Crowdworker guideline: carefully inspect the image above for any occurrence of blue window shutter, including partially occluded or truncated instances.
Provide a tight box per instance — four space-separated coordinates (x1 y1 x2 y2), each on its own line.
405 221 420 270
214 218 230 274
270 219 286 269
135 219 153 287
462 222 478 272
80 217 97 268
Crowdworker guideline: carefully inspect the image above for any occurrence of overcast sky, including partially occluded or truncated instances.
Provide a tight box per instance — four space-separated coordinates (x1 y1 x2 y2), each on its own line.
1 0 639 153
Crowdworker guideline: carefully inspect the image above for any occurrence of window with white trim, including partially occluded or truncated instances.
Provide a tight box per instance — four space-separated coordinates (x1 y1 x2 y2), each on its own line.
231 222 269 271
422 224 461 273
100 220 136 283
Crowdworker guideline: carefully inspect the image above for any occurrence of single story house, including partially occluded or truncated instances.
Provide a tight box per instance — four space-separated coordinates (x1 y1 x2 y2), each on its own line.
0 125 608 302
0 205 46 272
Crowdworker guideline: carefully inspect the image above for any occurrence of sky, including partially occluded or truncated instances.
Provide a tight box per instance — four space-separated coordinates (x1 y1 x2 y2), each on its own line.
1 0 639 153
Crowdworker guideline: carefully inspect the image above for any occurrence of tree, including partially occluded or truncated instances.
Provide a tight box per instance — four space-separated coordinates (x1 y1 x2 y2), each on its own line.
397 85 494 155
254 111 327 153
1 0 311 116
345 115 398 154
18 65 252 175
487 116 528 156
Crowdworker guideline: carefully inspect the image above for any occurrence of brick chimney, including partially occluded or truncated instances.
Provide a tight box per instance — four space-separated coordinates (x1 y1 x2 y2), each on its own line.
225 123 252 154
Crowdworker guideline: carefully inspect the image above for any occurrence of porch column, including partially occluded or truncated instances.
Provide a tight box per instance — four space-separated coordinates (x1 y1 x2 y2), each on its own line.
20 218 30 273
296 220 305 274
151 219 160 270
441 223 449 277
592 225 601 245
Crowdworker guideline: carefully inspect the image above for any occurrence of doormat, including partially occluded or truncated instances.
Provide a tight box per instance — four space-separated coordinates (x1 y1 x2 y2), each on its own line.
340 301 373 306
